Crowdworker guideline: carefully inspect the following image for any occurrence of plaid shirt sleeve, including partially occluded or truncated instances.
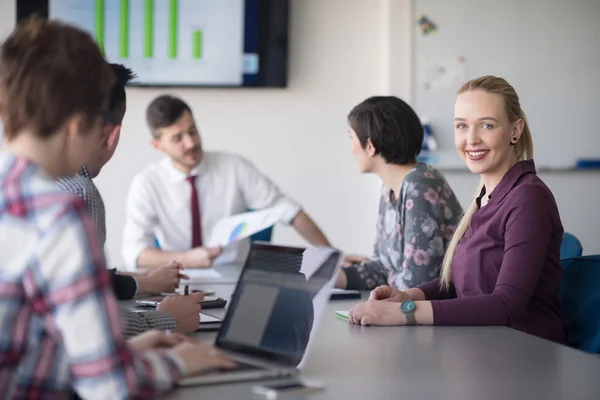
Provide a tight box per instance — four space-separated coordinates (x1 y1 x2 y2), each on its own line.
121 309 177 339
30 197 185 398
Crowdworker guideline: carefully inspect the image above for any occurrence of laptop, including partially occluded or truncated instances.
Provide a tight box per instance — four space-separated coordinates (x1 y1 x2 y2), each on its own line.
178 242 342 386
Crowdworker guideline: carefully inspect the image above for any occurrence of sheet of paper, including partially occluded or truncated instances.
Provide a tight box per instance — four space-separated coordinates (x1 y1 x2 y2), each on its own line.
207 204 288 247
300 247 336 279
181 268 222 280
335 310 349 321
199 313 222 324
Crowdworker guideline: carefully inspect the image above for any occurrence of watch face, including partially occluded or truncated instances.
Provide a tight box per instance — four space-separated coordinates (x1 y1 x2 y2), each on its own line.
401 300 415 312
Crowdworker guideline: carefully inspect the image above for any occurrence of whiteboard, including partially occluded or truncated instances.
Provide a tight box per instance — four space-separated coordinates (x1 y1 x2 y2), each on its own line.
412 0 600 169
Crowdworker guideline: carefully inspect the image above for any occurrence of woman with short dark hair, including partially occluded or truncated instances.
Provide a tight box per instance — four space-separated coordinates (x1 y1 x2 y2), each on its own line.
336 96 463 291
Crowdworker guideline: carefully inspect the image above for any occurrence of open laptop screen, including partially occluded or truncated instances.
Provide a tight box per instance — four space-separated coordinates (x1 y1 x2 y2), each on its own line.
216 243 341 367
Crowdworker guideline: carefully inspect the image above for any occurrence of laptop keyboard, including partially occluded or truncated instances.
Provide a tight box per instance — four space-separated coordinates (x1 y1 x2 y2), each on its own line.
213 360 263 373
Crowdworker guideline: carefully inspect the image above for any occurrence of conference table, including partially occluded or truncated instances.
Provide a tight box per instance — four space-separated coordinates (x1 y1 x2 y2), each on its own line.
129 265 600 399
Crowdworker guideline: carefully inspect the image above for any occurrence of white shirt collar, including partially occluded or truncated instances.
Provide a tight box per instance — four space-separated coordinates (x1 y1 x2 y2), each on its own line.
160 156 207 183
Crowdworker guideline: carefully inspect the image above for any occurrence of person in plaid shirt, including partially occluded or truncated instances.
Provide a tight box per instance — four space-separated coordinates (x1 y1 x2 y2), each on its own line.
0 18 234 398
57 64 204 338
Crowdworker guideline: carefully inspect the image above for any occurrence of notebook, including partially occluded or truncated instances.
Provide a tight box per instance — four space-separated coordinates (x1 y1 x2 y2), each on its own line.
200 313 222 324
335 310 349 321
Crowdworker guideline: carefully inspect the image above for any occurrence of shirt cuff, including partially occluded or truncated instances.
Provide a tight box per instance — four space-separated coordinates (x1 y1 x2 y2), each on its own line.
417 279 457 301
276 198 302 225
343 266 363 290
418 279 442 300
147 310 178 331
430 300 445 325
122 241 151 271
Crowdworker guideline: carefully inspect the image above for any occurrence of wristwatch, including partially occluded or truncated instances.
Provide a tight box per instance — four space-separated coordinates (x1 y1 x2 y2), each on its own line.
400 299 416 326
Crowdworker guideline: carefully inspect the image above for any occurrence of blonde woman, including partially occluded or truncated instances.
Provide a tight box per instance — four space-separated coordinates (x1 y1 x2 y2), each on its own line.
348 76 566 344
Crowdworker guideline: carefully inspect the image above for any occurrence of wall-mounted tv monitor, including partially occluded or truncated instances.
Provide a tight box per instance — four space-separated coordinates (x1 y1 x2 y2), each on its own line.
17 0 289 87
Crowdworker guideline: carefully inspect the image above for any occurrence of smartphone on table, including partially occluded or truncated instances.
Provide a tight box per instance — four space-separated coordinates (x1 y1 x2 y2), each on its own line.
252 379 325 398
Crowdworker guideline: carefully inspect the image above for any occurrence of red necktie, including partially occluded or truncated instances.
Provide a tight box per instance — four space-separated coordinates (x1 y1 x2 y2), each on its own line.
186 175 202 248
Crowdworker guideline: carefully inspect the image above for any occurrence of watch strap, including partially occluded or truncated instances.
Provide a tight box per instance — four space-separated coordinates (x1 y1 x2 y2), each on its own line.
404 310 416 326
400 301 416 326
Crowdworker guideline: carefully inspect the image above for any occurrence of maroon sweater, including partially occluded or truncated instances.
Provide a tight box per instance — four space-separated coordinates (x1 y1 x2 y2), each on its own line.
418 160 566 343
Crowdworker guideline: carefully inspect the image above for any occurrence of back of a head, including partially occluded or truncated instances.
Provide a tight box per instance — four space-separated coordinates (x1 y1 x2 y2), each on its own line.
0 17 113 139
348 96 423 165
457 75 533 161
106 64 136 125
146 95 192 138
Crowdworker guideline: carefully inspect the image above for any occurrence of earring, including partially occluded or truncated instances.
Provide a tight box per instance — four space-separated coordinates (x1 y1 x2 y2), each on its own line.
509 136 518 146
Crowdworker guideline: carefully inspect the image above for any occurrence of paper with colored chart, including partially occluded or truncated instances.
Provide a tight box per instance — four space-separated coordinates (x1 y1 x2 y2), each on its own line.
207 204 288 247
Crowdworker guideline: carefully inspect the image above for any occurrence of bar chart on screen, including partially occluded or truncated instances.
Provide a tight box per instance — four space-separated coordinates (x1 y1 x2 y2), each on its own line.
49 0 245 85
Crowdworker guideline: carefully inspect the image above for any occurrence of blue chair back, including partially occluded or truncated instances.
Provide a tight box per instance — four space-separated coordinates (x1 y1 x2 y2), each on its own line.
245 209 274 243
559 255 600 353
560 232 583 259
249 226 273 243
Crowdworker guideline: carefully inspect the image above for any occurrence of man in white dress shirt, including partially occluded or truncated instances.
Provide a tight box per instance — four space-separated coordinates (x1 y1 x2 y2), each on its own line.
122 95 331 269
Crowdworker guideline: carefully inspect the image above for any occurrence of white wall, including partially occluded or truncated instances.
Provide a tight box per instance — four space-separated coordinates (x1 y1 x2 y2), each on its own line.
1 0 598 263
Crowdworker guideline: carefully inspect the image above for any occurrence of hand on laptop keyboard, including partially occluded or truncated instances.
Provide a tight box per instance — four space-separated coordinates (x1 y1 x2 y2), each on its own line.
212 360 261 373
172 342 237 376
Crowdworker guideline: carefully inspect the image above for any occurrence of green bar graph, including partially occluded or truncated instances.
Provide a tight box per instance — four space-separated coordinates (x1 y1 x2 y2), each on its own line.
192 30 202 59
95 0 104 54
144 0 153 58
168 0 177 59
119 0 129 58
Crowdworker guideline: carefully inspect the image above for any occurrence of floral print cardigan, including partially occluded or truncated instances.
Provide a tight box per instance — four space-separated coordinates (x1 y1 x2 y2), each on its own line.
344 163 463 291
